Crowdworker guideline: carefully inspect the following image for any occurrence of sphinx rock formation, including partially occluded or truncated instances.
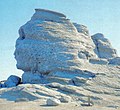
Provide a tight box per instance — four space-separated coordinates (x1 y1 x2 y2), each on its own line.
14 9 119 83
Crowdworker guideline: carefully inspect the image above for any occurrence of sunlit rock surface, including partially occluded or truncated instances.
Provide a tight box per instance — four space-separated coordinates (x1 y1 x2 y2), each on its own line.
0 9 120 110
91 33 118 59
14 9 98 83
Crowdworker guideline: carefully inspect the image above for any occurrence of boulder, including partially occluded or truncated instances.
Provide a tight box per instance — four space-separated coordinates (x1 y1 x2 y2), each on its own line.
91 33 118 59
46 98 61 106
4 75 21 87
14 9 97 83
59 95 71 103
109 57 120 65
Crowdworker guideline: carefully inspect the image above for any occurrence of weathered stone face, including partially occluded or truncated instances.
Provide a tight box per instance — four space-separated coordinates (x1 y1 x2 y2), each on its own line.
14 9 97 76
14 9 101 83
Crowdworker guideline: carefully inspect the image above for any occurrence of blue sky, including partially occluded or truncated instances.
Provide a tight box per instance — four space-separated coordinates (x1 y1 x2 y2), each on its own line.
0 0 120 80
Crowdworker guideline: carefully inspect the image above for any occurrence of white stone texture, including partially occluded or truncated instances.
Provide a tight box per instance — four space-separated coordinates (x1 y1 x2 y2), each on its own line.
73 23 89 36
91 33 118 59
59 95 71 103
89 58 108 65
14 9 97 83
46 98 61 106
71 76 88 86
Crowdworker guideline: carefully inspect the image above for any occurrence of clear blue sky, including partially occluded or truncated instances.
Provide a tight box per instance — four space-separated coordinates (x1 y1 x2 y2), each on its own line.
0 0 120 80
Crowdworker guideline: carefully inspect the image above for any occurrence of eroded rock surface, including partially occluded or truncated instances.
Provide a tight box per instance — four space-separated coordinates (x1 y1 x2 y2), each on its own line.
91 33 118 59
14 9 98 83
14 9 119 84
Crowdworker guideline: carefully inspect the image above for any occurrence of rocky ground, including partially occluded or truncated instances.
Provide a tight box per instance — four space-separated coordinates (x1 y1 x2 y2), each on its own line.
0 62 120 110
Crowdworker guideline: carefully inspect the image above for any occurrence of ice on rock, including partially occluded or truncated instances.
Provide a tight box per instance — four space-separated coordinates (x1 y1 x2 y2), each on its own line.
91 33 118 59
14 9 119 83
73 23 89 36
46 98 61 106
14 9 98 83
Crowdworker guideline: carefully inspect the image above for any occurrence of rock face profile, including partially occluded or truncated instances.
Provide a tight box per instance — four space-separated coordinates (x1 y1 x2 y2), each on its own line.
0 9 120 110
14 9 119 83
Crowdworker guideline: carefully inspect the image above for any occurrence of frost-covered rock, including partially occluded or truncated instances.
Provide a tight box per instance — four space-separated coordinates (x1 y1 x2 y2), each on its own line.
46 98 61 106
14 9 97 83
89 58 108 65
109 57 120 65
59 95 71 103
22 72 45 84
91 33 118 59
73 23 89 36
4 75 21 87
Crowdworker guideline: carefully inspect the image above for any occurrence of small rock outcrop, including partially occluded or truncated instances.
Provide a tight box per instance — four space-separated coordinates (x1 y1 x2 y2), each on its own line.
91 33 118 59
73 23 89 36
46 98 61 106
4 75 21 87
59 96 71 103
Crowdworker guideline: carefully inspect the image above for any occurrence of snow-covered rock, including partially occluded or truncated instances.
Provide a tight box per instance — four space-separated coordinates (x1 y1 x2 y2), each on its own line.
4 75 21 87
73 23 89 36
109 57 120 65
46 98 61 106
91 33 118 59
89 58 108 65
22 72 44 84
14 9 97 83
59 95 71 103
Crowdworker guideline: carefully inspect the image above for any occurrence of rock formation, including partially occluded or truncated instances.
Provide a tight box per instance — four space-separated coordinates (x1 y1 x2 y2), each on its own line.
14 9 119 83
91 33 118 59
4 75 21 87
14 9 98 83
73 23 89 36
0 9 120 110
